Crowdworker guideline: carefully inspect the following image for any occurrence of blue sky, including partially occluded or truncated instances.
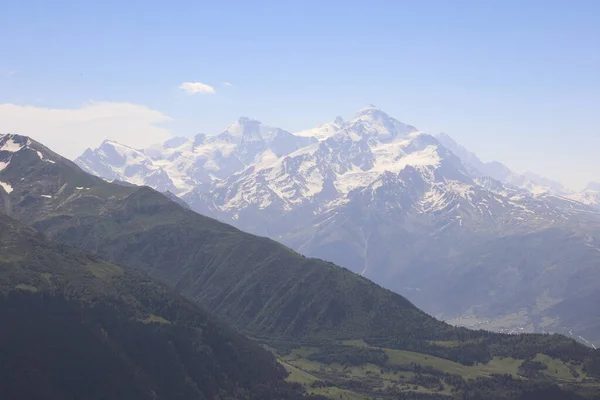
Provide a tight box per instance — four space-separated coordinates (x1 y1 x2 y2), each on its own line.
1 0 599 189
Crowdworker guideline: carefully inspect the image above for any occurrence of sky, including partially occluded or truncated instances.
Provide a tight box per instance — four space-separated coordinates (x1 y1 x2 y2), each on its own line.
1 0 599 190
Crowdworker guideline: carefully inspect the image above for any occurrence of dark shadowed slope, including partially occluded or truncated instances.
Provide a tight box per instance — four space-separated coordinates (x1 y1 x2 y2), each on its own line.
0 214 318 400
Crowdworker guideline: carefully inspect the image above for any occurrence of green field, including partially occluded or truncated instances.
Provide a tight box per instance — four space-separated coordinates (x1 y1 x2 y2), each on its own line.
278 339 592 399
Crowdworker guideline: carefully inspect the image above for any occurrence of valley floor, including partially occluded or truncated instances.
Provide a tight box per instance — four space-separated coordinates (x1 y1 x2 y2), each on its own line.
446 313 599 350
274 339 600 399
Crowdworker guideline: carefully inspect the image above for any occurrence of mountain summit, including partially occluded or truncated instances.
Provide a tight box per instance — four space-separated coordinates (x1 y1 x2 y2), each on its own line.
219 116 285 142
347 104 419 141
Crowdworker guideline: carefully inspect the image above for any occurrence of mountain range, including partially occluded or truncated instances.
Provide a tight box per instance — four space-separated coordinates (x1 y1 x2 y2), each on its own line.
75 106 600 347
3 132 600 398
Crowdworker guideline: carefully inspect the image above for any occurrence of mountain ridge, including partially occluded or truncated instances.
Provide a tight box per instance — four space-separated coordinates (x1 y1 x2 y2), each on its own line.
76 117 317 197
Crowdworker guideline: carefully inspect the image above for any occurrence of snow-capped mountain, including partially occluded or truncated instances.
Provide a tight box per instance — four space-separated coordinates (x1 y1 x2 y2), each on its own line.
186 105 424 220
187 106 591 237
77 140 178 193
76 117 315 196
435 132 565 194
568 182 600 209
75 107 600 344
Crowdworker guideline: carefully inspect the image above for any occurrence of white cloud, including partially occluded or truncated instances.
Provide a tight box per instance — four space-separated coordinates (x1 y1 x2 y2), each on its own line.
179 81 216 94
224 82 234 87
0 101 173 159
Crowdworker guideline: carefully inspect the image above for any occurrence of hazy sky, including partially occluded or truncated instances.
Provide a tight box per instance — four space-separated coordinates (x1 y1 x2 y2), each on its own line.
1 0 599 190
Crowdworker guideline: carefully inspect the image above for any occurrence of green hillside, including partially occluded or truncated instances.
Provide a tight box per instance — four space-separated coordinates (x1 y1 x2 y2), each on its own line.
0 215 317 400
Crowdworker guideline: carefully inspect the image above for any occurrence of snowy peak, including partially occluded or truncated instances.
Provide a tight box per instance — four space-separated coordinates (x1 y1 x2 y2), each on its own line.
355 103 378 112
0 135 137 224
98 140 149 166
341 105 419 143
350 104 391 123
295 119 344 141
0 133 98 203
434 132 567 195
197 126 460 220
566 182 600 209
76 118 315 196
73 108 594 224
77 140 156 174
434 133 485 173
0 134 30 178
213 117 315 159
219 117 264 142
521 171 565 193
295 106 418 144
162 136 188 149
75 139 178 193
218 117 287 143
0 134 29 153
0 134 59 168
585 182 600 192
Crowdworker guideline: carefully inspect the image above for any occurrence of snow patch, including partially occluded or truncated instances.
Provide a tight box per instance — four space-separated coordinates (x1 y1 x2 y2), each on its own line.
0 137 24 153
295 121 341 141
0 181 13 193
35 150 56 164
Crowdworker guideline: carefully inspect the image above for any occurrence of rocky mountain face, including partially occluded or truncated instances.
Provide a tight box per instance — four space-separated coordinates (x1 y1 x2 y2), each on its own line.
74 108 600 346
